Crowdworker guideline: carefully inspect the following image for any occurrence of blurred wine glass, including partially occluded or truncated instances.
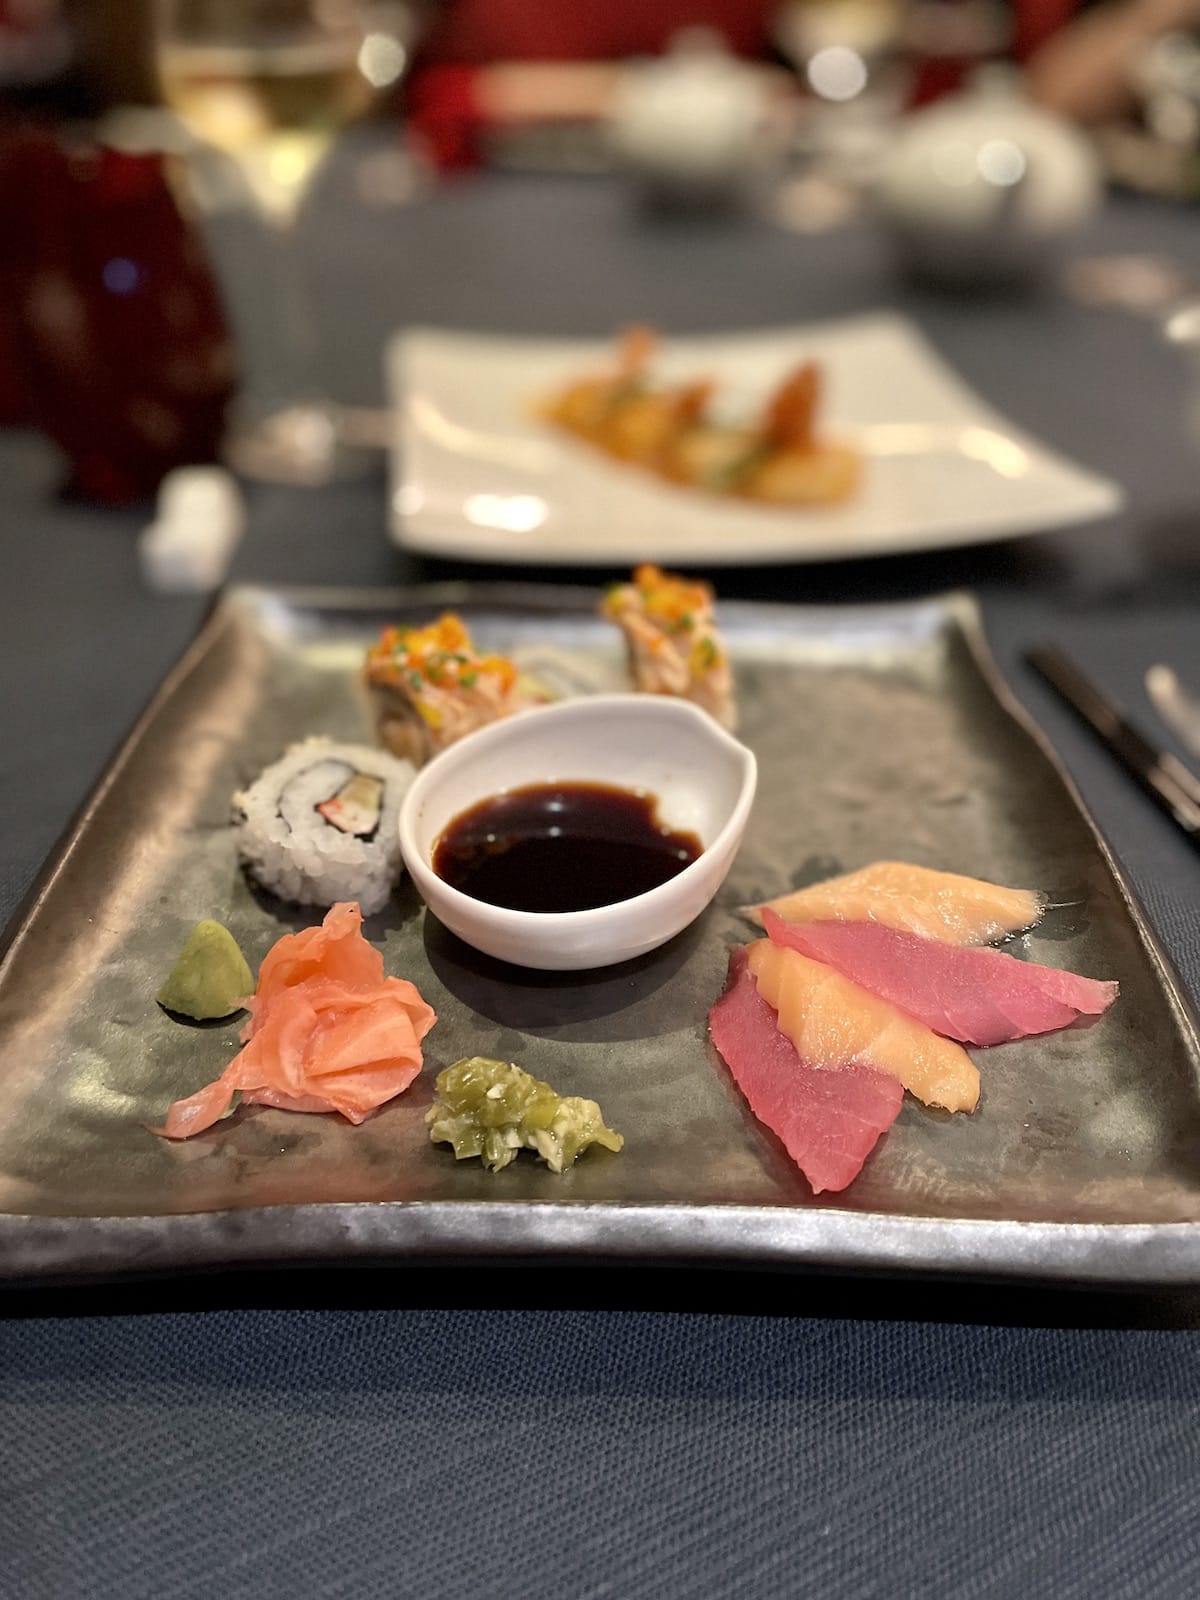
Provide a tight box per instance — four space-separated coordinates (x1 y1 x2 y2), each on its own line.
157 0 380 220
769 0 911 231
155 0 416 480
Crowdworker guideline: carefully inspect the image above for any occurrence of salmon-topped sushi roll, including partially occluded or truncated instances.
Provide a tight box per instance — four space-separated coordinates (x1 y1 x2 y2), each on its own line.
364 613 546 766
602 564 736 731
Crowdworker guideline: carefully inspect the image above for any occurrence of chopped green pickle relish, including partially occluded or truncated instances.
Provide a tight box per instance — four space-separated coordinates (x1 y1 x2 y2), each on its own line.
427 1056 624 1174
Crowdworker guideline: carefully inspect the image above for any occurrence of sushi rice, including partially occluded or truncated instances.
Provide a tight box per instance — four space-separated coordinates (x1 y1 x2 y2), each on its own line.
233 738 416 915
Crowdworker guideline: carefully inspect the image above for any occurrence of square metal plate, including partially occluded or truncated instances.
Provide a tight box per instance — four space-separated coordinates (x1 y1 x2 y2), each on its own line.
1 586 1196 1283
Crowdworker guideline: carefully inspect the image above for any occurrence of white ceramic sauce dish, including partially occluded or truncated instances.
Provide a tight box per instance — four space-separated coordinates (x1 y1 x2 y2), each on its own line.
398 694 758 970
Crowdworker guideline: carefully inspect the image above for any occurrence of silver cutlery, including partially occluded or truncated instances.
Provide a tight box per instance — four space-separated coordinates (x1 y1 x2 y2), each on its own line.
1146 663 1200 762
1028 647 1200 842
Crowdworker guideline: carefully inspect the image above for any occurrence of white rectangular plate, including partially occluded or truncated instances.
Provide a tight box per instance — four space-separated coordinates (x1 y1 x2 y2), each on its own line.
387 315 1123 566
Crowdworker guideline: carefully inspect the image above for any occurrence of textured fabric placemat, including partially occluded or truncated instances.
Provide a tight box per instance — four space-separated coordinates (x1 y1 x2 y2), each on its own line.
2 565 1198 1600
4 1299 1200 1599
3 176 1200 1600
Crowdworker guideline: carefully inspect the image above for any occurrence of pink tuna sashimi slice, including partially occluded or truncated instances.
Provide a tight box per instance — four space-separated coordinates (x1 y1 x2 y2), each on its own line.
762 910 1117 1048
709 947 904 1195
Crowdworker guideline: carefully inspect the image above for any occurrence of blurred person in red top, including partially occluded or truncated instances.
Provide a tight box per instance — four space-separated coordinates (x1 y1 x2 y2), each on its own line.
1023 0 1200 123
402 0 1200 170
403 0 789 169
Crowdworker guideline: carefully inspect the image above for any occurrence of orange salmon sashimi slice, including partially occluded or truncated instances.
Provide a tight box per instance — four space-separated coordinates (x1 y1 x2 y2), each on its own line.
753 861 1043 948
745 938 980 1113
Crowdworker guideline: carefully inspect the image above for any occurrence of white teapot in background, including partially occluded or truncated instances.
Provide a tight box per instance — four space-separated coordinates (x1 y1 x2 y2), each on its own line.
608 28 779 206
874 71 1103 282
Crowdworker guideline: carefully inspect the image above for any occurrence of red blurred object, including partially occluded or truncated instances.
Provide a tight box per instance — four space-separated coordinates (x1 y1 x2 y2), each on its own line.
414 0 775 64
405 0 779 170
407 64 484 172
0 117 237 503
1011 0 1082 61
0 295 34 425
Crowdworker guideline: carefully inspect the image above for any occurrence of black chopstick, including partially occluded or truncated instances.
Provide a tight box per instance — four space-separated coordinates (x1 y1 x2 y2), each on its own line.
1027 646 1200 840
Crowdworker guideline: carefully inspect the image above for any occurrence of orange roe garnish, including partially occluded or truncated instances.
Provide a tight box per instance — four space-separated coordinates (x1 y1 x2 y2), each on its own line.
365 613 519 694
603 564 714 634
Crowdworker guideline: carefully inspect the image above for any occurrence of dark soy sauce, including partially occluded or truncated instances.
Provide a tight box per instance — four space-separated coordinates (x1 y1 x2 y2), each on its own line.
433 782 703 913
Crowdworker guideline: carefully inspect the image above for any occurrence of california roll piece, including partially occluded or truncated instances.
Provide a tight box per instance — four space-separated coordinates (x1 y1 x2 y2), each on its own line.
602 563 736 731
363 612 545 766
233 738 415 915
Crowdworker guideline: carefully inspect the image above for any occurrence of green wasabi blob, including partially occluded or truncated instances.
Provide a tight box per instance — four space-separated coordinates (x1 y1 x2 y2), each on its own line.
156 920 254 1021
427 1056 624 1174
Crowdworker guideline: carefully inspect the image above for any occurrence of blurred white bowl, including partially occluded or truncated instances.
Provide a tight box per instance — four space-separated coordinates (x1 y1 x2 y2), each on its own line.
875 79 1102 283
398 694 757 970
608 31 777 206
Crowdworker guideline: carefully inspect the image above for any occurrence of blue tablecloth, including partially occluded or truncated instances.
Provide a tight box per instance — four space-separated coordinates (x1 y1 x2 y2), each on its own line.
2 168 1199 1598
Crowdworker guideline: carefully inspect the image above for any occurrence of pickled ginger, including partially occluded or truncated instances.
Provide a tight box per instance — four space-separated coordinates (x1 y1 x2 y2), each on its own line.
153 902 436 1139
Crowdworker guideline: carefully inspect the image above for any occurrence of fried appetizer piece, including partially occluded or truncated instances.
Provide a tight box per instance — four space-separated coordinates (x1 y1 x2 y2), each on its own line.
541 331 862 506
542 325 715 468
598 374 715 467
738 362 861 505
539 324 658 443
